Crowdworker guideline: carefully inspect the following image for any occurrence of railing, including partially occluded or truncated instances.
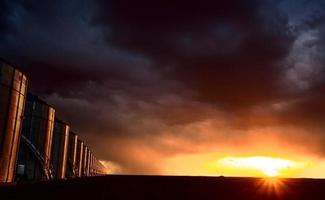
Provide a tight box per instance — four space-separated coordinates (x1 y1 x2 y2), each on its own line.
67 158 78 178
20 135 54 180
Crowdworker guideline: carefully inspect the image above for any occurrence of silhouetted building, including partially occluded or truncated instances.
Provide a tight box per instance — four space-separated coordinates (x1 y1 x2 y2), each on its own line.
66 131 78 178
51 119 69 179
0 59 27 183
17 93 55 181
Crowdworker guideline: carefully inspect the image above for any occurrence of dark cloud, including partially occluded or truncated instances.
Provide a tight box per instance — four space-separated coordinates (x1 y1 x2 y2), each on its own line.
0 0 159 95
94 0 295 109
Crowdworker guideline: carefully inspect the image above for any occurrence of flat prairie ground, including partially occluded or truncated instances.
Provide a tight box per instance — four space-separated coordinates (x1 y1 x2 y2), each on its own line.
1 175 325 200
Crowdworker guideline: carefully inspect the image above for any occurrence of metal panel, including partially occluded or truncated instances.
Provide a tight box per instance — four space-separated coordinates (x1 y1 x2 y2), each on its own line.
44 107 55 171
89 153 93 176
51 119 69 179
86 150 91 176
76 140 84 177
66 131 78 178
0 60 27 183
82 146 88 176
17 94 55 181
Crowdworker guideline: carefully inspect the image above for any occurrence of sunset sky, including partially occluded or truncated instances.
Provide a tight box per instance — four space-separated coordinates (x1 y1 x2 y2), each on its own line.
1 0 325 178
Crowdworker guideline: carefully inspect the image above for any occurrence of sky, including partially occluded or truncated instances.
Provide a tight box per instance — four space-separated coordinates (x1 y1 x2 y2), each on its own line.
1 0 325 177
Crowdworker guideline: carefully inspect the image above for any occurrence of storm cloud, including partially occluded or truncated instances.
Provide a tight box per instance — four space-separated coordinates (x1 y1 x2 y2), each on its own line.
1 0 325 174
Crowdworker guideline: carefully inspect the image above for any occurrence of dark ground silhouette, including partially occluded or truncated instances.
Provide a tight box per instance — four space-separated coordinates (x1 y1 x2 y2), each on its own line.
1 175 325 200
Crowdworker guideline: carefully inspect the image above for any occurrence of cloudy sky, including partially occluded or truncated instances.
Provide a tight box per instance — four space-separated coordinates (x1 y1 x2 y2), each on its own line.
1 0 325 177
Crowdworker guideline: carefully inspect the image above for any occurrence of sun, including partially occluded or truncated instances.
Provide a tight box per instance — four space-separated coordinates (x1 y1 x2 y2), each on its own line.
263 168 278 177
218 156 304 177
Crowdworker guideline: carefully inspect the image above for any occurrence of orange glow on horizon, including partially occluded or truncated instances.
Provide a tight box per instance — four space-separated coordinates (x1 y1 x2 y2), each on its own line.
162 152 317 178
102 128 325 178
217 156 306 177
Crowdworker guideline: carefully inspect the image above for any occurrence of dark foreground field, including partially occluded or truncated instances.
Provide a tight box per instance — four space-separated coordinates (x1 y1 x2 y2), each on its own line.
1 175 325 200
